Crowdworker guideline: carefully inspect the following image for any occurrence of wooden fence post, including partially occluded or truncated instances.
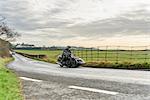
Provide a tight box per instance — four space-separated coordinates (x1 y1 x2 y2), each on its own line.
105 46 108 62
130 46 133 62
78 48 79 57
85 48 88 61
91 48 93 62
97 47 99 62
144 46 147 63
81 48 83 59
116 46 120 63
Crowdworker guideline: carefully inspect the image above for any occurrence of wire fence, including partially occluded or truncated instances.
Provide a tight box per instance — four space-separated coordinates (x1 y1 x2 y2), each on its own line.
14 45 150 64
72 46 150 64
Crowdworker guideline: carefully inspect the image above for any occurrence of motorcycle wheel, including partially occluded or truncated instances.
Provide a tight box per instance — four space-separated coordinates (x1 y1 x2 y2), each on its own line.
71 58 78 68
60 64 63 67
66 60 72 68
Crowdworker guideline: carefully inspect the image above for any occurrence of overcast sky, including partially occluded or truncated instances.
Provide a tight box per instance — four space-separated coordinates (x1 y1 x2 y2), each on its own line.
0 0 150 47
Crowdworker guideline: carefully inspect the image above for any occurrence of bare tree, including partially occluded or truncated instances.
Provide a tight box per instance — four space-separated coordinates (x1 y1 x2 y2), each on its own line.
0 16 20 41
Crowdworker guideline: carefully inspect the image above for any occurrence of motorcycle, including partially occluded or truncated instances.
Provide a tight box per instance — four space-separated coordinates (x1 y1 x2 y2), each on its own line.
57 54 85 68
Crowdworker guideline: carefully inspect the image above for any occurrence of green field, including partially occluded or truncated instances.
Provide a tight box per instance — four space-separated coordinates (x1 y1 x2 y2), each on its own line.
15 49 150 64
14 49 150 69
0 58 23 100
15 49 62 63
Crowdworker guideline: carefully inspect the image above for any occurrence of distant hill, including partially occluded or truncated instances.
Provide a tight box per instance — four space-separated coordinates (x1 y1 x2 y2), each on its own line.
0 39 10 57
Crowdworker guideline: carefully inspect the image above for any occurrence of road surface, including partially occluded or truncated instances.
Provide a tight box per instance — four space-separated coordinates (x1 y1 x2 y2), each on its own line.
8 53 150 100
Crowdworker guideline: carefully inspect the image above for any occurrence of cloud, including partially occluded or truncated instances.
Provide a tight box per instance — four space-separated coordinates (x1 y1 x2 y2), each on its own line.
0 0 150 46
64 9 150 38
0 0 74 31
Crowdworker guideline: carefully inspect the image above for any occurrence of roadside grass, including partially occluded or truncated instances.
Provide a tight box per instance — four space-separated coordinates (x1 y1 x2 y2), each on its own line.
15 49 62 63
83 61 150 70
15 49 150 69
0 58 23 100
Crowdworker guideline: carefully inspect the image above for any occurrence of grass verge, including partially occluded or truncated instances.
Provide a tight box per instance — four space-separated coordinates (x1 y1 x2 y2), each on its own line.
0 58 23 100
83 62 150 70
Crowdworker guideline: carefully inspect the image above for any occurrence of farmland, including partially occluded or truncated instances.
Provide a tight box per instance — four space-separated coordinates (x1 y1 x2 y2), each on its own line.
15 49 150 64
14 49 150 69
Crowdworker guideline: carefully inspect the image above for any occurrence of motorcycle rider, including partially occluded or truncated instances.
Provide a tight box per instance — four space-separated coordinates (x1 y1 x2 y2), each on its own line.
61 46 72 64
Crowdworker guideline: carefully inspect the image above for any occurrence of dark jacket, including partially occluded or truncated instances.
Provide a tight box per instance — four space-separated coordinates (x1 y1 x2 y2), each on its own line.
62 48 71 58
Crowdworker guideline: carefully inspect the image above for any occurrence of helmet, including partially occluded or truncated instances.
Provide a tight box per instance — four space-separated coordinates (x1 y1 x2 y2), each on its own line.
67 46 71 49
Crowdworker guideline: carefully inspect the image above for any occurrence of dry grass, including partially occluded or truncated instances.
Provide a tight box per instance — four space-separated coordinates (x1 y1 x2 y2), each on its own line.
0 39 10 57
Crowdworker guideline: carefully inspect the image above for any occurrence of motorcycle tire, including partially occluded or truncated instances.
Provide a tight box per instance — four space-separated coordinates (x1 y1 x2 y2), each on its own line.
66 60 72 68
71 58 78 68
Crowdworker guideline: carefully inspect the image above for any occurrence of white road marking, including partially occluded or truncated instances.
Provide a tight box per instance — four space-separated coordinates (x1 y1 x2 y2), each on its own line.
68 86 119 95
19 77 42 82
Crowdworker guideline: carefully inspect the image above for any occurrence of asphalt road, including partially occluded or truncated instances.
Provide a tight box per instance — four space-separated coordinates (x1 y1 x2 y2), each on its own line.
8 53 150 100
